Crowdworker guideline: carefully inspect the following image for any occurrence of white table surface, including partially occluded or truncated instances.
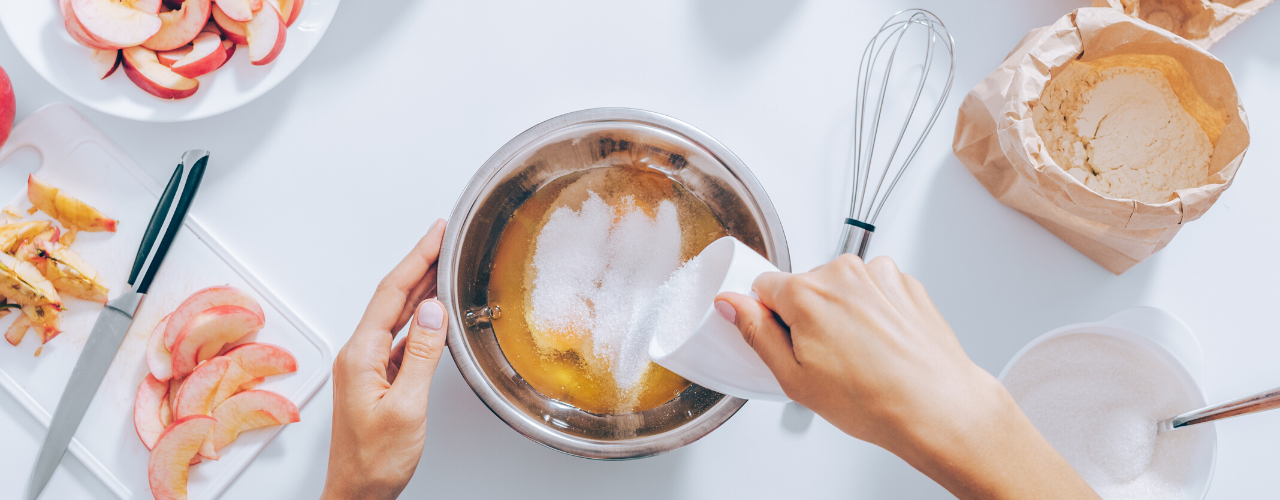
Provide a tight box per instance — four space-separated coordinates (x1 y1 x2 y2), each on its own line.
1 1 1278 498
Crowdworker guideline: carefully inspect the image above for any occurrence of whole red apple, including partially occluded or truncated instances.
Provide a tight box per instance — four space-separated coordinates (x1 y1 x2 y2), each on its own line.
0 65 13 149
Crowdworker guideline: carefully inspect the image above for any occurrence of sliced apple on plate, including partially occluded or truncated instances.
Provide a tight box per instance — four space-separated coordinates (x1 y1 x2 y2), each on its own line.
213 0 253 22
134 374 170 450
163 286 263 351
28 174 119 232
90 49 121 79
170 305 264 379
71 0 163 49
157 46 192 67
142 0 211 51
148 415 215 500
218 39 236 70
122 46 200 100
172 31 226 78
273 0 303 27
204 390 299 459
211 4 249 45
246 2 286 66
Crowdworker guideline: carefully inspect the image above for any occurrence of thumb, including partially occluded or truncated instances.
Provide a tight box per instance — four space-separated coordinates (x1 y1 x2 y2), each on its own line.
716 292 799 382
386 298 449 411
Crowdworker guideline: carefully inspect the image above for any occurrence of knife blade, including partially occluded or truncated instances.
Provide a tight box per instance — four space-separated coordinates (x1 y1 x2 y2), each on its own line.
25 291 141 500
26 149 209 500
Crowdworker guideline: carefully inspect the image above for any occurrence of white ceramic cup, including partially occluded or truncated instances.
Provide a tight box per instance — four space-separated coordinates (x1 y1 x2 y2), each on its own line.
648 236 790 401
998 307 1217 500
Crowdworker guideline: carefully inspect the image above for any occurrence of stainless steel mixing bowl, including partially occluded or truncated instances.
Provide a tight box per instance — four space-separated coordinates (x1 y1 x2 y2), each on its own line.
440 108 791 459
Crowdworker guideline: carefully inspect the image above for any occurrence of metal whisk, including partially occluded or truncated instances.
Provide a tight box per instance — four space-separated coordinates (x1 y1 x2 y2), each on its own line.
838 9 955 257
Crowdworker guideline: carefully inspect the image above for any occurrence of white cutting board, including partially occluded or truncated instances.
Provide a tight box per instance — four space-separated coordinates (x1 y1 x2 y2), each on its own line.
0 103 333 500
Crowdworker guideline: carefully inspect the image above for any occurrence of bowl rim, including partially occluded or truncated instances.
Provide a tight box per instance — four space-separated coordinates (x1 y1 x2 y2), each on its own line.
439 107 791 459
997 306 1217 499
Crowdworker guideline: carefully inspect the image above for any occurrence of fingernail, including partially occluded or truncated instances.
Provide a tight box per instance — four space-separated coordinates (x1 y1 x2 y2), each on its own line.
417 300 444 330
715 301 736 324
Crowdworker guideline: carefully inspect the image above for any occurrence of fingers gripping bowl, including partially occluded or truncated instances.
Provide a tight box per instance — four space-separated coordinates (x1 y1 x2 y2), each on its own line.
440 108 790 459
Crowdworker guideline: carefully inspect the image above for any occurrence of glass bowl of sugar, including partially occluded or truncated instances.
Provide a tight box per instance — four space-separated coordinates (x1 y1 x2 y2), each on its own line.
999 307 1217 499
439 108 790 459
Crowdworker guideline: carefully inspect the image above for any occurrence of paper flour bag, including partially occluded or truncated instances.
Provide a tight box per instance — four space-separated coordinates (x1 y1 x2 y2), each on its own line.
952 8 1249 274
1092 0 1273 48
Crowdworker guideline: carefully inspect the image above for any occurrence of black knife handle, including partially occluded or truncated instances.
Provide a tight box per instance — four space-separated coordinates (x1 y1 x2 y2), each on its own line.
137 151 208 294
129 164 183 286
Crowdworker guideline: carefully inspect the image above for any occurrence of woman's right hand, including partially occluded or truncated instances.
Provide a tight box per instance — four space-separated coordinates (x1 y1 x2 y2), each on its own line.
715 255 1099 500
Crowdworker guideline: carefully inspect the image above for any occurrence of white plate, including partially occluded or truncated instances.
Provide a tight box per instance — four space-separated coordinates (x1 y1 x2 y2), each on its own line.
0 0 339 122
0 103 334 499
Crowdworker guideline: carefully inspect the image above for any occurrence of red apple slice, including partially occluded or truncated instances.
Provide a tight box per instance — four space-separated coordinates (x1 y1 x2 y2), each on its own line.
239 377 264 391
204 390 299 459
147 314 174 381
160 392 173 428
170 305 263 379
275 0 301 27
156 46 191 67
135 0 163 14
122 46 199 100
215 39 236 70
134 374 170 450
163 286 264 351
212 343 296 407
72 0 162 49
90 49 121 79
214 0 252 22
211 4 248 44
168 376 182 411
142 0 211 51
65 9 119 50
148 415 215 500
246 2 285 66
172 31 226 78
173 356 231 421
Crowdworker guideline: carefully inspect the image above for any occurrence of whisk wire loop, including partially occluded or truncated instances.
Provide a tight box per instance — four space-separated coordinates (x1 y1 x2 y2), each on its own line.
838 9 955 257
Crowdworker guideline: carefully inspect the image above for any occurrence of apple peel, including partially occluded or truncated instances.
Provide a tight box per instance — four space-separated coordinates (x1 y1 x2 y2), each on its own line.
148 415 215 500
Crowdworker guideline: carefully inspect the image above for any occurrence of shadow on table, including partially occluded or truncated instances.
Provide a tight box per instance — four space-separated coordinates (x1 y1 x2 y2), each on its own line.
908 156 1158 375
691 0 806 58
400 354 686 499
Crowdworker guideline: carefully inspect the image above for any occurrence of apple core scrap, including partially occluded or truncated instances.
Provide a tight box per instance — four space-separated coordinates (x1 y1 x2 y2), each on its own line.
2 174 116 350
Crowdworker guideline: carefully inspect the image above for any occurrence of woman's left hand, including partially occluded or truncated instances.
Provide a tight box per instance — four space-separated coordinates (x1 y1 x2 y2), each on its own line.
321 220 451 500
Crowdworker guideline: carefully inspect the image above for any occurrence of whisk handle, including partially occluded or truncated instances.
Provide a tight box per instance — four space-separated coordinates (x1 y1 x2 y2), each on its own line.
838 219 876 258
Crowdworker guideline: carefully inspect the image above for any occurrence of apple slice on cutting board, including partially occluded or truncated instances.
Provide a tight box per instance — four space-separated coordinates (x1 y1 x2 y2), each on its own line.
170 305 264 379
203 390 299 459
133 374 169 450
149 415 215 500
157 46 192 67
212 343 296 407
163 286 264 351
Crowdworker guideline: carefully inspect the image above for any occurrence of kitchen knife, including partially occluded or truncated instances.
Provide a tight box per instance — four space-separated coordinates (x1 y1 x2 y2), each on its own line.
26 149 209 500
